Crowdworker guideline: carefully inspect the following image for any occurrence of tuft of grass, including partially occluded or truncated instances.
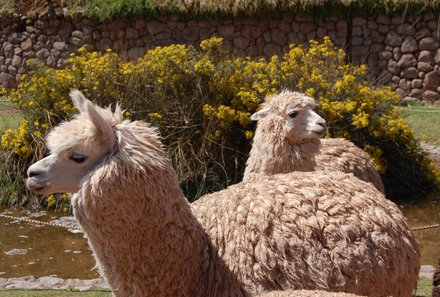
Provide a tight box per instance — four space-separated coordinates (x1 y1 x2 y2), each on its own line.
1 0 440 20
402 104 440 147
416 277 433 297
0 99 22 133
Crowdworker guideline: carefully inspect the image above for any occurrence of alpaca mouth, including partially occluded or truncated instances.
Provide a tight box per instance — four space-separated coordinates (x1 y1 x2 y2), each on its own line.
26 178 47 193
312 130 326 137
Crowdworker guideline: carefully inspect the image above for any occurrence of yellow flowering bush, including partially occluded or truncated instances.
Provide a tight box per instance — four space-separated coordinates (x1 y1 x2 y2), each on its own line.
1 37 438 204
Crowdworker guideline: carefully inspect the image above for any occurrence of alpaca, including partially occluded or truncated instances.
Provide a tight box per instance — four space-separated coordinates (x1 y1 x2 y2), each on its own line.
26 90 419 297
243 90 384 193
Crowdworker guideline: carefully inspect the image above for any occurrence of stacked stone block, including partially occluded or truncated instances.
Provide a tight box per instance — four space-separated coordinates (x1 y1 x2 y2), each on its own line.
0 13 439 104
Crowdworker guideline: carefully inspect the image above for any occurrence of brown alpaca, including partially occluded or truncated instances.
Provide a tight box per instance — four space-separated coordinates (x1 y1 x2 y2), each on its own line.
243 90 384 194
27 90 418 296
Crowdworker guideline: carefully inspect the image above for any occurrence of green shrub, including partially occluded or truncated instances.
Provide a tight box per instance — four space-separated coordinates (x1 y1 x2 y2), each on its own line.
1 37 438 205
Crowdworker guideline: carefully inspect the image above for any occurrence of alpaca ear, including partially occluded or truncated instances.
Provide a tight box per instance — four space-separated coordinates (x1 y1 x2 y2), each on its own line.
85 100 115 143
250 107 271 121
70 89 88 113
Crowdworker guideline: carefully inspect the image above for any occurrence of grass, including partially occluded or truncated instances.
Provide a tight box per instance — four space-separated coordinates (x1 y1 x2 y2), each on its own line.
1 0 440 20
416 278 433 297
0 278 433 297
0 99 21 133
402 104 440 146
0 289 111 297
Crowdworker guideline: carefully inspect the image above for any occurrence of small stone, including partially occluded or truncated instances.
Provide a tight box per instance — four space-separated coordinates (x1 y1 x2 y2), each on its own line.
92 31 101 41
352 26 363 36
271 29 287 46
435 49 440 64
401 67 419 79
391 15 403 25
400 97 420 105
424 71 440 91
20 38 33 52
396 88 407 97
370 43 384 53
415 28 431 40
125 27 139 40
353 17 367 26
234 36 250 50
278 20 291 32
385 31 403 46
71 30 84 39
419 37 439 51
263 43 281 56
0 72 14 88
36 48 49 60
107 19 126 31
370 31 384 43
422 90 440 102
300 22 315 35
8 65 17 75
11 55 22 68
419 50 433 63
134 18 146 30
147 20 168 35
379 50 392 60
397 54 417 68
388 60 401 75
377 15 391 25
409 88 423 98
96 38 112 51
52 41 67 52
417 62 433 73
401 36 418 53
412 79 423 88
378 25 390 34
69 37 81 47
398 23 416 35
14 47 23 56
217 24 234 39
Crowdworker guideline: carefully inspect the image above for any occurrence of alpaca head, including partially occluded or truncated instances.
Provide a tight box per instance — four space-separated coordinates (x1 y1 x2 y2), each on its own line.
26 90 122 195
251 91 326 144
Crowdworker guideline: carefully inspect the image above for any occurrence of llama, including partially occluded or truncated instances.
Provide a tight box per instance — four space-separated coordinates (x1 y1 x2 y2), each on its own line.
26 90 419 296
243 90 384 193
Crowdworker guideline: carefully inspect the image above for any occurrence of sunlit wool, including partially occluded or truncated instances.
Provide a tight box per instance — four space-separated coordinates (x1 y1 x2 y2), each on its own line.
243 90 385 193
29 90 418 297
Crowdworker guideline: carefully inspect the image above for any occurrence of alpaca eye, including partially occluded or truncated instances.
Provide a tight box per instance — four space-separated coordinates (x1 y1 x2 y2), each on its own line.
70 153 87 163
288 111 298 118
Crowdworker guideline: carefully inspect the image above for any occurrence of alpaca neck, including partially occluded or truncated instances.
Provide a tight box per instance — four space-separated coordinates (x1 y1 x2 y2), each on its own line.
243 123 320 182
72 128 247 297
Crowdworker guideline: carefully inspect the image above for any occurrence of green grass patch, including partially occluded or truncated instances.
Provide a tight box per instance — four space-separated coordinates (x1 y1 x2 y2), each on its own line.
0 289 111 297
1 0 440 20
416 277 433 297
402 104 440 146
0 99 22 133
0 279 433 297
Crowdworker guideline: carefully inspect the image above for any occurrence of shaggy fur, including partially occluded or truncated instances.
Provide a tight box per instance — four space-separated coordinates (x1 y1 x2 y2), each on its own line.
193 172 419 296
243 90 385 193
27 91 418 297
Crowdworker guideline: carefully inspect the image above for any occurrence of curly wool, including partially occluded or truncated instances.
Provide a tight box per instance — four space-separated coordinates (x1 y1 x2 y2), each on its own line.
40 93 417 297
193 171 419 296
243 91 384 193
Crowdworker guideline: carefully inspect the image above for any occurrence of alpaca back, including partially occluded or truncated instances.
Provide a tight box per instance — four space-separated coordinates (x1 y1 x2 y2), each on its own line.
193 171 419 296
317 138 385 193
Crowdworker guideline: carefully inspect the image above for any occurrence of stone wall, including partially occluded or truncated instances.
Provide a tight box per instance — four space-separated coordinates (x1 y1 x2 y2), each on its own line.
1 12 439 104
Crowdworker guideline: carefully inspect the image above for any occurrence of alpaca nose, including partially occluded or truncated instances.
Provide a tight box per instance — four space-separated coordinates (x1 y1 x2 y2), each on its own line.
27 167 43 178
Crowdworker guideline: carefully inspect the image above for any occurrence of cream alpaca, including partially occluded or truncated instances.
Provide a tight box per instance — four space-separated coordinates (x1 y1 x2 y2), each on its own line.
243 90 384 193
27 91 418 297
